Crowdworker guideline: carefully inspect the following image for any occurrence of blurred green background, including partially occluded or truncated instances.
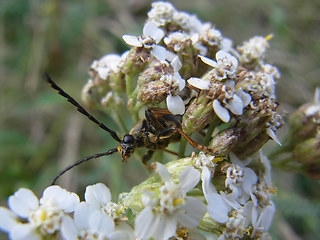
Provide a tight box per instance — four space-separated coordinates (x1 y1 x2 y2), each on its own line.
0 0 319 239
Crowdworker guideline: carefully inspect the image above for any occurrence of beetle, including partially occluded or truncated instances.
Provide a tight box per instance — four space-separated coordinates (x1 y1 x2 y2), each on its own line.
45 74 215 184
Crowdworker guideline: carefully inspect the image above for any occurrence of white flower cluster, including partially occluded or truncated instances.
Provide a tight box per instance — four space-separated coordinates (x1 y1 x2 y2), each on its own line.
135 163 206 240
0 2 285 240
0 184 135 240
201 151 275 239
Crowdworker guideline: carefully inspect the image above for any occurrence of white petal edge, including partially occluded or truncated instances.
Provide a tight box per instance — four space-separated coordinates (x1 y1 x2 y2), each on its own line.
41 186 80 213
177 197 206 228
242 168 258 195
171 56 182 71
226 94 243 115
187 77 210 90
10 224 40 240
8 188 39 218
155 162 170 182
74 202 93 230
143 22 164 43
235 89 252 107
166 95 185 115
135 207 159 240
179 166 200 192
61 215 78 240
152 215 177 240
201 166 218 196
213 100 230 123
85 183 111 207
89 210 114 236
0 207 18 232
122 35 143 47
151 45 167 62
206 193 230 223
266 127 282 146
198 55 218 68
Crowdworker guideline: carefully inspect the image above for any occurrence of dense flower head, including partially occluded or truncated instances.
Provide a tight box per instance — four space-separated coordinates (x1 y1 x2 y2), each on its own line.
4 1 312 240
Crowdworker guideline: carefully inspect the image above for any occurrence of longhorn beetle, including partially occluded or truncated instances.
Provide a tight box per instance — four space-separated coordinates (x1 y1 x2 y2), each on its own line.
45 74 216 185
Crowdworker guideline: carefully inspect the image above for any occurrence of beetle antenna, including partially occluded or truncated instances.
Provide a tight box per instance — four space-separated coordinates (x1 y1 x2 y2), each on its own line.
44 73 121 142
51 148 118 185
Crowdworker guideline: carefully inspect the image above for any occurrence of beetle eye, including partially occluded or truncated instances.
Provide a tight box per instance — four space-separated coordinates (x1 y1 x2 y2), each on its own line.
123 134 134 144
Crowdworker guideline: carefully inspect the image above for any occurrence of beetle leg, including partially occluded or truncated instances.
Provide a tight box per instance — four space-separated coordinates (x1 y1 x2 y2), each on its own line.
159 127 218 155
142 150 155 169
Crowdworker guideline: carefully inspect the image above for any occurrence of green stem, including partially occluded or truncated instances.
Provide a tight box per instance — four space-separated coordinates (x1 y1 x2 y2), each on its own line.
178 138 187 158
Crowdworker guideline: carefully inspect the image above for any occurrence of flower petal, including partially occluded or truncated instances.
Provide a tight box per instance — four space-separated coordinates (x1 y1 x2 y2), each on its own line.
135 207 159 240
85 183 111 208
201 166 218 196
257 201 275 231
89 210 114 236
173 72 185 91
10 223 40 240
266 127 282 146
179 166 200 193
199 55 218 68
122 35 143 47
187 77 210 90
8 188 39 218
0 207 18 232
166 95 185 114
151 45 167 62
61 215 78 240
74 202 94 229
143 22 164 43
177 197 206 228
108 231 130 240
242 168 258 195
213 100 230 123
170 56 182 71
41 186 80 213
235 89 252 107
226 94 243 115
206 193 230 223
155 162 170 182
152 215 177 240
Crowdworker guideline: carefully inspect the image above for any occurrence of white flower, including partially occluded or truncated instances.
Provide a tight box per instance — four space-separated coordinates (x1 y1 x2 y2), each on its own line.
0 186 79 240
135 163 206 240
238 35 271 63
187 76 251 123
147 2 177 27
90 54 122 80
122 22 166 62
163 56 186 114
199 50 239 80
61 202 130 240
84 183 125 220
164 32 191 52
194 152 216 172
202 153 258 223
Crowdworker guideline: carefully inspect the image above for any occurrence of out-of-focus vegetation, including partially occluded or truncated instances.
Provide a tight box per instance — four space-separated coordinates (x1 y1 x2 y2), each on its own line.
0 0 319 239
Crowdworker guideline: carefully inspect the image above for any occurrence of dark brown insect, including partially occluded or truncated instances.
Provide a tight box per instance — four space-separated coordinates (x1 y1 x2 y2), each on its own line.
45 74 215 185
